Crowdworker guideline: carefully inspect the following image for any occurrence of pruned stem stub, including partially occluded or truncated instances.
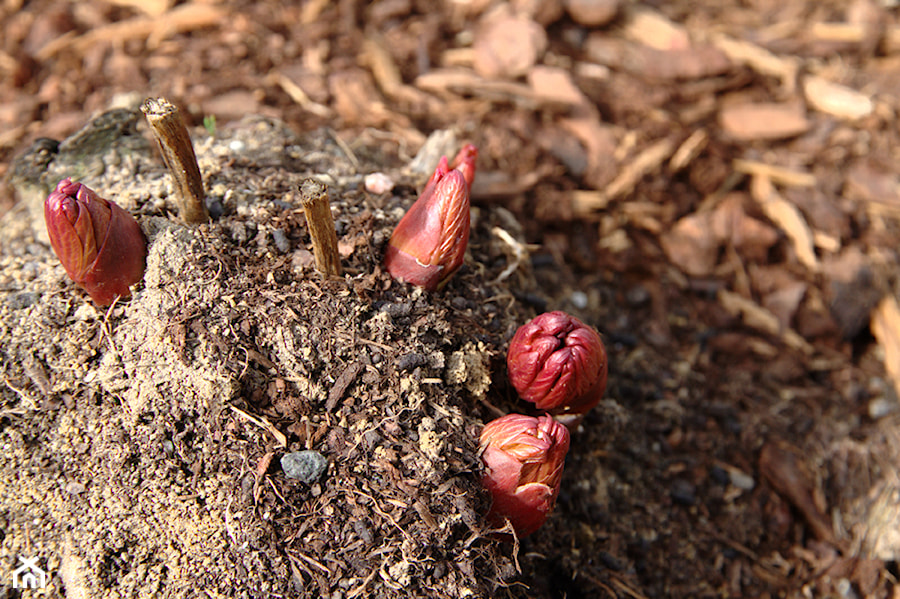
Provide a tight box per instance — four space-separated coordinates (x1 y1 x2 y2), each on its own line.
141 97 209 224
299 179 342 277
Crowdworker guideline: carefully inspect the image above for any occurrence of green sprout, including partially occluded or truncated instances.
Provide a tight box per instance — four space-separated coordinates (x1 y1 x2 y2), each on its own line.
203 114 217 137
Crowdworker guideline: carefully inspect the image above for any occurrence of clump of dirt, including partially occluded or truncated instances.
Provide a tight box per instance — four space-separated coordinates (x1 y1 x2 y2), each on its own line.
0 106 544 597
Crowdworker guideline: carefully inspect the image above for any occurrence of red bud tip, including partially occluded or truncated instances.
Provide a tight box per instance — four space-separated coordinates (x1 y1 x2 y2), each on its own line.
44 178 147 306
450 144 478 191
384 167 470 291
480 413 570 537
421 155 450 197
507 311 608 418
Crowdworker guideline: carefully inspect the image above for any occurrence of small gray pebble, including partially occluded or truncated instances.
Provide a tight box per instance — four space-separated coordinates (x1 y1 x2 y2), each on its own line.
670 478 696 506
869 397 897 419
570 290 588 309
626 285 650 306
728 469 756 491
161 439 175 456
281 450 328 483
272 229 290 253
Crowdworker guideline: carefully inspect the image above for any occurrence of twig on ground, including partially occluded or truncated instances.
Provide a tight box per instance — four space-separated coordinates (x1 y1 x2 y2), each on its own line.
299 179 343 277
142 97 209 224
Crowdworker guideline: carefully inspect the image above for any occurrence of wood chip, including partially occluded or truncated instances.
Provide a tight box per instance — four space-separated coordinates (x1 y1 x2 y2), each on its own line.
822 247 882 339
326 361 363 411
473 11 547 79
733 159 816 188
105 0 173 17
570 190 610 213
596 136 676 205
718 289 814 354
361 30 437 108
414 69 537 107
751 175 818 271
803 76 873 120
668 129 708 173
621 5 689 51
763 280 808 331
871 297 900 401
300 0 330 24
661 212 718 277
585 36 731 81
527 65 586 106
564 0 620 27
559 116 618 191
810 21 870 43
329 68 390 126
362 32 404 98
719 102 810 141
36 4 226 60
253 451 275 503
710 34 799 93
759 441 839 547
471 167 554 199
710 193 779 262
844 159 900 211
269 72 333 118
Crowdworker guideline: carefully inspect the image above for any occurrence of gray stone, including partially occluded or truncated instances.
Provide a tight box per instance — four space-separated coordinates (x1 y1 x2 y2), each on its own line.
281 450 328 483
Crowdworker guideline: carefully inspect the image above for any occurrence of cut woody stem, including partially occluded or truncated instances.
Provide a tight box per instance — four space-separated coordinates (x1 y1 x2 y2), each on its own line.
299 178 342 277
141 97 209 224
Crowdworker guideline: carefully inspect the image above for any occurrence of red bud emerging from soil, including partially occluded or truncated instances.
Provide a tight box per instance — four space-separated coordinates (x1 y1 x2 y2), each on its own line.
450 143 477 191
507 311 608 418
44 178 147 306
480 413 570 537
384 161 470 291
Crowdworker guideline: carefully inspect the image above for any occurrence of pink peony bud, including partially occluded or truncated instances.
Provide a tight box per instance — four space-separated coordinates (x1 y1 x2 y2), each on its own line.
480 413 570 537
44 178 147 306
383 161 470 291
450 143 477 191
507 311 608 419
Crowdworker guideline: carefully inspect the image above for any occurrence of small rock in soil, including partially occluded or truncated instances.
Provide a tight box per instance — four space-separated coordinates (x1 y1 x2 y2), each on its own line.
281 450 328 483
670 478 696 506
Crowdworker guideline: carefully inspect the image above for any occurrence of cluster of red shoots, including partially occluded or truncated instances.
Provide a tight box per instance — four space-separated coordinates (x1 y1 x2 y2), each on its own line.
376 146 611 539
480 311 608 537
43 141 606 541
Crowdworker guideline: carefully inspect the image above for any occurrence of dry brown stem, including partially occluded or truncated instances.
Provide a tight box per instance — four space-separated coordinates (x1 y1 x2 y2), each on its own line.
141 97 209 224
299 179 342 277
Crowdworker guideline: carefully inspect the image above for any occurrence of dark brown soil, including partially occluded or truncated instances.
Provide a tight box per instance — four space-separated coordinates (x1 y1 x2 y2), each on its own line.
2 1 900 598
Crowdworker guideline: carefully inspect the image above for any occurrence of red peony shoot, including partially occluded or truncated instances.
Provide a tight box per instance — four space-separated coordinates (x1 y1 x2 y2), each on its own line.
480 413 570 537
44 178 147 306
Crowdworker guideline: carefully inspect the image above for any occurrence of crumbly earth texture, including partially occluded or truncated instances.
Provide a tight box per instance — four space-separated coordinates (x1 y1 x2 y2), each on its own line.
1 110 536 598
